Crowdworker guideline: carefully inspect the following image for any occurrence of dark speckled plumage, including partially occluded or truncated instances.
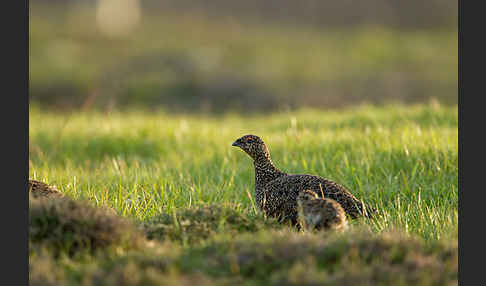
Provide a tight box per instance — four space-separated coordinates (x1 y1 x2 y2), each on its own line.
29 180 64 198
232 135 375 224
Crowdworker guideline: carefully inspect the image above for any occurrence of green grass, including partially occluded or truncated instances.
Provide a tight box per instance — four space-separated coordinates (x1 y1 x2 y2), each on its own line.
30 103 457 241
29 103 457 285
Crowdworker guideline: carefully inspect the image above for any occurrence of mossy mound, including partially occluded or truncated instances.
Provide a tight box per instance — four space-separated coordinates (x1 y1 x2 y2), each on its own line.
29 252 66 286
29 196 145 257
142 203 284 245
29 217 457 286
30 246 238 286
85 266 216 286
179 229 458 285
79 253 235 286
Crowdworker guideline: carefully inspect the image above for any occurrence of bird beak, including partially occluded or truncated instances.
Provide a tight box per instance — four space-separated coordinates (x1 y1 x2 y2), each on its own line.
232 140 240 147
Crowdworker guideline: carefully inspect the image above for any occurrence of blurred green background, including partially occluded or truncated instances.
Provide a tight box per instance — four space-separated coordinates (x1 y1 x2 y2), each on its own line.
29 0 457 113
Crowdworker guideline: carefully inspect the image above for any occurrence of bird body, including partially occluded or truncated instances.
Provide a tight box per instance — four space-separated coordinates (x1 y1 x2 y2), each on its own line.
297 190 348 231
258 174 367 222
29 180 64 199
232 135 374 224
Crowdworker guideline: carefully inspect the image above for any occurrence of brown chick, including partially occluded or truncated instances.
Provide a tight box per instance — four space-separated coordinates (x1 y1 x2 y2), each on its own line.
297 190 348 231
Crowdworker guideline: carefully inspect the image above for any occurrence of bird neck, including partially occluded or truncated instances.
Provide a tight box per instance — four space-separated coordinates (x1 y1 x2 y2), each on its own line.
253 154 285 189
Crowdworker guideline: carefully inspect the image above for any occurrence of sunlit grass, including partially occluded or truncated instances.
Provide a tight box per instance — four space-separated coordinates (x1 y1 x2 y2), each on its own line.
29 103 457 241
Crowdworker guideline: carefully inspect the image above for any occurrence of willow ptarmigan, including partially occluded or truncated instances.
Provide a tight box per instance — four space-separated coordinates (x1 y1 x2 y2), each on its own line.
232 134 374 224
28 179 64 199
297 190 348 231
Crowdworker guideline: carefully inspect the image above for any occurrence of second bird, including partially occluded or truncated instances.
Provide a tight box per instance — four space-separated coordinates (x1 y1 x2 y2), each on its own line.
232 134 375 224
297 190 348 231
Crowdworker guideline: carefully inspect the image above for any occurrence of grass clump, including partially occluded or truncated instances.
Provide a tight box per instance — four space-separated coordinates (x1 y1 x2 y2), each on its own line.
29 196 145 257
143 203 283 245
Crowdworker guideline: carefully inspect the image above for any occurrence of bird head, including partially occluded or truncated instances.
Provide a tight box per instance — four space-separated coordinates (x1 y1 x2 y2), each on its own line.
232 134 269 160
298 190 319 202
